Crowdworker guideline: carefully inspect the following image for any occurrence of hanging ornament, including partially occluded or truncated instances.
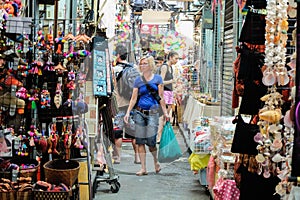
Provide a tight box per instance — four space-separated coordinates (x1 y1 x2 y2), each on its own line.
40 89 51 109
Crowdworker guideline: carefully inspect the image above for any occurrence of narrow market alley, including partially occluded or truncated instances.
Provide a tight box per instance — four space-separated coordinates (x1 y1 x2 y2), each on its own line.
0 0 299 200
94 125 210 200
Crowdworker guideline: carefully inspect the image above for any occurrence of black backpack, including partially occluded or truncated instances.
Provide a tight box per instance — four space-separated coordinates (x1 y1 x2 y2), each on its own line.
116 63 140 100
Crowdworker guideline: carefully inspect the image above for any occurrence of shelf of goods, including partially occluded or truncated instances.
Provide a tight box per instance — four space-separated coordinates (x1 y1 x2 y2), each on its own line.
188 117 212 186
208 116 241 199
0 158 80 200
187 116 241 198
182 95 220 131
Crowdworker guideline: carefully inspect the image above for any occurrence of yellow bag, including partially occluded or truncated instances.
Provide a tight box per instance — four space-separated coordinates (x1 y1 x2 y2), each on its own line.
188 153 210 171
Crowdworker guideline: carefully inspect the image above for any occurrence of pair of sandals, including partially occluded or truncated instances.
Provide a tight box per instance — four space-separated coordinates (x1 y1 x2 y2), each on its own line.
114 160 140 165
136 164 161 176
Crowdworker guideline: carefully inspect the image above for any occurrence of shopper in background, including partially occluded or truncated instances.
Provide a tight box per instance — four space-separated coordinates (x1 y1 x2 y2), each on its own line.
124 55 169 176
156 51 179 143
154 56 164 73
112 45 140 164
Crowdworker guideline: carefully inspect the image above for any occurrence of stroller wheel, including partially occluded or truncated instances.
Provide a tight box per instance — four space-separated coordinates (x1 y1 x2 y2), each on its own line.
110 181 120 193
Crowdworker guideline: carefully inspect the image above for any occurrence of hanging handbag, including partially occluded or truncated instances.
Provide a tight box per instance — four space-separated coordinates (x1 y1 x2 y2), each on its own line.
231 114 259 155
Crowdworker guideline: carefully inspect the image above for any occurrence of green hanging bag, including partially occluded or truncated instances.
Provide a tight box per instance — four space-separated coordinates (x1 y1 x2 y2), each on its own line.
158 122 182 163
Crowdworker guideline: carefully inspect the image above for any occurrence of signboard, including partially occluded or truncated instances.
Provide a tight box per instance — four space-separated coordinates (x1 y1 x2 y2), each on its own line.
141 24 159 35
142 10 171 25
93 37 112 96
202 7 213 29
93 50 107 96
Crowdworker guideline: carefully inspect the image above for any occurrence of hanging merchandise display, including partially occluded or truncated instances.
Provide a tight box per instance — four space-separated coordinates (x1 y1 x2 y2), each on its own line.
93 50 107 96
255 0 295 198
0 0 105 198
114 11 131 49
163 30 187 52
93 36 113 97
230 0 295 198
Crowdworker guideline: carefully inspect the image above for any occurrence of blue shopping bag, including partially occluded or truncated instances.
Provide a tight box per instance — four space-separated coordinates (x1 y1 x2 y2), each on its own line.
158 121 182 163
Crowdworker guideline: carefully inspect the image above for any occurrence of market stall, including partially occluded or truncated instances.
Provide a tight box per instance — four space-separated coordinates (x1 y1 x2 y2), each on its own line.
185 0 298 198
0 0 119 199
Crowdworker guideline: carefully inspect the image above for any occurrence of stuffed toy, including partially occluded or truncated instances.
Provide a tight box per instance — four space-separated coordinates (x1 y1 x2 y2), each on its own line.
40 89 50 109
4 1 14 16
55 31 65 54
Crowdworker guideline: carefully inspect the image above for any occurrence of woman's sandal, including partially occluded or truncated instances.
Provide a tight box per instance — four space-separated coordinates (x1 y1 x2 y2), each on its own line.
136 170 148 176
155 164 161 173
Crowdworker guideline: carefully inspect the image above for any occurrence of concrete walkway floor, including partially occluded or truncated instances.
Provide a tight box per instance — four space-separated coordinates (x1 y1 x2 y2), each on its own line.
93 124 211 200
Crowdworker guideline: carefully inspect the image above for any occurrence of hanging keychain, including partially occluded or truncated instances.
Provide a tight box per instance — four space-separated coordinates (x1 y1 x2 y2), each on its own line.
9 85 17 116
40 85 51 109
46 25 54 51
54 80 63 109
55 29 65 55
28 125 36 147
74 125 83 149
64 118 73 160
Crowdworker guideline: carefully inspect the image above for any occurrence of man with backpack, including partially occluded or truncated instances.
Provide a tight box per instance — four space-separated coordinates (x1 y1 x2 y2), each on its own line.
112 45 140 164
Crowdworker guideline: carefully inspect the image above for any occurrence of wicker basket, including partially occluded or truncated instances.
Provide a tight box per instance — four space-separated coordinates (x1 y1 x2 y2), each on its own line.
16 190 32 200
11 159 39 181
0 191 16 200
43 160 80 187
33 190 69 200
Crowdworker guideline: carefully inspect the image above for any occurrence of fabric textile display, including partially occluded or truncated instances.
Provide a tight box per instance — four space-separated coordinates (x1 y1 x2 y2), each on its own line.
213 178 240 200
239 79 267 115
238 44 265 82
232 52 242 109
238 45 267 115
188 153 210 171
238 0 267 45
158 121 182 163
207 156 216 189
231 114 259 155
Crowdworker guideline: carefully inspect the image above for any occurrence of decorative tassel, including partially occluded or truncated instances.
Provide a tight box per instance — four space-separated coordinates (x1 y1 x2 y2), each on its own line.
31 101 36 110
